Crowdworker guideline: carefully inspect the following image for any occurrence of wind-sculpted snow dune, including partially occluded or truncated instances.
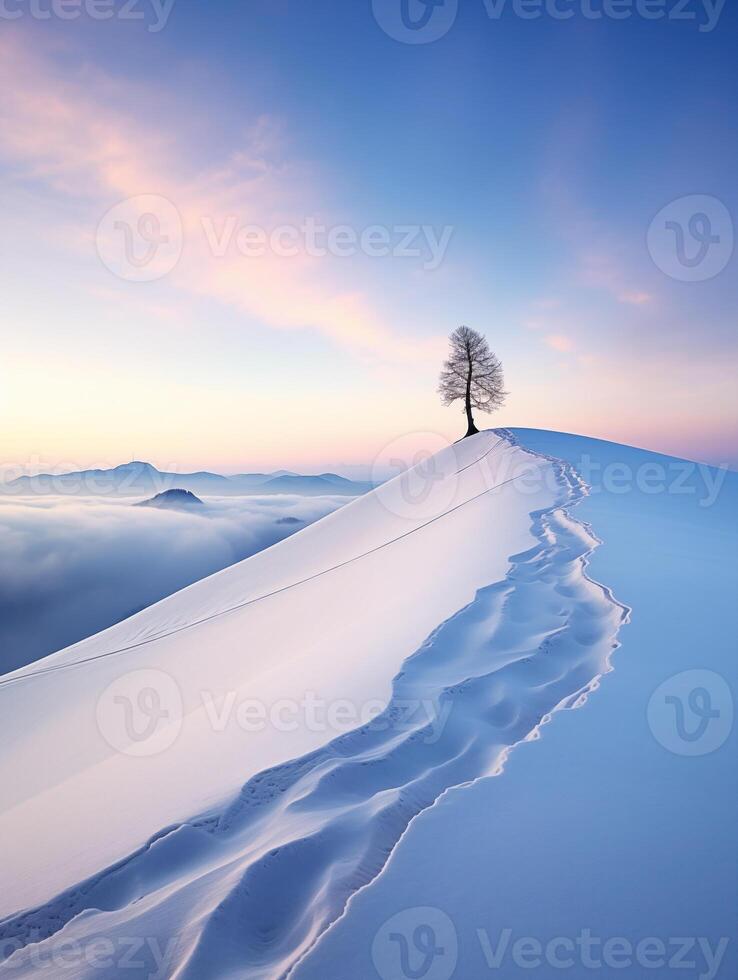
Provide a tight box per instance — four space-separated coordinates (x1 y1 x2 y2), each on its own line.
0 431 628 978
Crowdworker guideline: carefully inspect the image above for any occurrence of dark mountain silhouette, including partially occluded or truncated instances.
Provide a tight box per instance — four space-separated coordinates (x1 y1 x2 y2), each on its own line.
135 489 205 510
257 473 372 496
3 462 371 498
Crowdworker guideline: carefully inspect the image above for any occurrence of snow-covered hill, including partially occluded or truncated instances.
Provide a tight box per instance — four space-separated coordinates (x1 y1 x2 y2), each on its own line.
0 430 653 977
293 431 737 980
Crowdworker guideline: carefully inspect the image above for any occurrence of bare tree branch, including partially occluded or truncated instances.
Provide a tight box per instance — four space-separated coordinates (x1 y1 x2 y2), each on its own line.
438 325 506 437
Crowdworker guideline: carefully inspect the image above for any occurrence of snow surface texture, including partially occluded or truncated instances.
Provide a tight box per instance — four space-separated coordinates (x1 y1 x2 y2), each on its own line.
293 431 737 980
0 431 629 977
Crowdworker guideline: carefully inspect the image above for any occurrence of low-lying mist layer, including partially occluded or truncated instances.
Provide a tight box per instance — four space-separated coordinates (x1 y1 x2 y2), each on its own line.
0 494 347 674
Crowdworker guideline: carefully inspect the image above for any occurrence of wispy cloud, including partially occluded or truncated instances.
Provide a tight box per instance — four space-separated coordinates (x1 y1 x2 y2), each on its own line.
545 334 575 353
0 32 440 364
577 251 655 308
617 290 652 306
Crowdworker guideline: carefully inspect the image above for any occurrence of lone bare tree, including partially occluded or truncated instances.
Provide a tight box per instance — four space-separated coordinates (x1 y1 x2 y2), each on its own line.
438 326 506 438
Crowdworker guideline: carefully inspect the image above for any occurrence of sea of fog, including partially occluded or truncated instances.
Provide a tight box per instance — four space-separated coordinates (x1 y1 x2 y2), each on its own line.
0 494 349 674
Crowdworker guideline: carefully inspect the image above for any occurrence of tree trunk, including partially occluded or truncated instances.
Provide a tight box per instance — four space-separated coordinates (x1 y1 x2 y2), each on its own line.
464 364 478 437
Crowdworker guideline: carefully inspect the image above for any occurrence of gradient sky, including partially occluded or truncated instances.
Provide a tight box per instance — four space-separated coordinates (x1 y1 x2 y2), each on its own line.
1 0 737 474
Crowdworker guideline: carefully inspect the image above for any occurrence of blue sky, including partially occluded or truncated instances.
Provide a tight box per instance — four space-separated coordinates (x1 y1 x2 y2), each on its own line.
1 0 736 472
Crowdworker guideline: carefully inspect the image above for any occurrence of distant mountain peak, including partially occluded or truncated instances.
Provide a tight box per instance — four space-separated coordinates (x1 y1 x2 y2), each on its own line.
114 461 158 473
135 489 204 510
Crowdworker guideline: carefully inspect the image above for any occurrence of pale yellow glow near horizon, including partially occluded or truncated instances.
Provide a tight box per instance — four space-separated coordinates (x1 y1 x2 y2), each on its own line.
4 347 736 475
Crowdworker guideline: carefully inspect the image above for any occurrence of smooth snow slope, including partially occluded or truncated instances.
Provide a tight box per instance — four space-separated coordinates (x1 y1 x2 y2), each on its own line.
0 430 630 979
0 432 559 920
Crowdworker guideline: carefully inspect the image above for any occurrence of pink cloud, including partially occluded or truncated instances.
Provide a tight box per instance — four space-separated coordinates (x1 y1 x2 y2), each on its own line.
545 334 575 353
618 290 652 306
0 32 440 365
